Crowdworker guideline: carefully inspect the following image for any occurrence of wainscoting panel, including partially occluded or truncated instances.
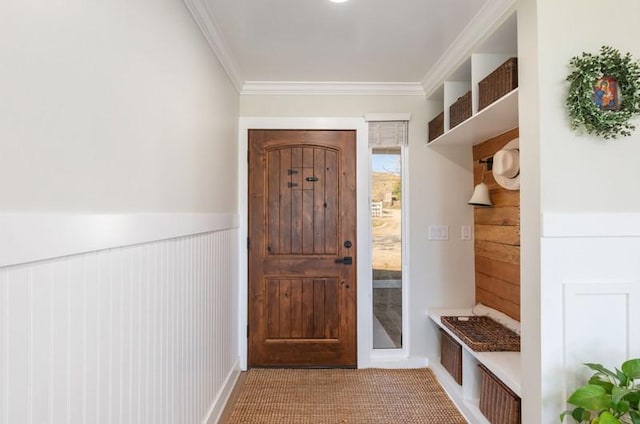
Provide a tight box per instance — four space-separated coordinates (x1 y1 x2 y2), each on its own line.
540 216 640 423
0 228 238 424
563 282 640 390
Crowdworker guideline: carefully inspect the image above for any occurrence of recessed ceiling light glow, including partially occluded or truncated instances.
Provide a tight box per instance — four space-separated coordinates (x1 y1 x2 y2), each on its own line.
329 0 349 3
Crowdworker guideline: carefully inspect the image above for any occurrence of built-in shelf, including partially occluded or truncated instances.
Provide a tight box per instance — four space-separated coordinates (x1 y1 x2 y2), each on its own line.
427 308 521 424
426 89 519 147
425 12 518 148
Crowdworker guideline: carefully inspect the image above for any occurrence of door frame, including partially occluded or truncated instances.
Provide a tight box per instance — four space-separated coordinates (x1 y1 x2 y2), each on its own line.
238 117 371 370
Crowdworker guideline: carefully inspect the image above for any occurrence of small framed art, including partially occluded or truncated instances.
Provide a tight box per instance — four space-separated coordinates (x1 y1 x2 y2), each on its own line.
593 76 621 110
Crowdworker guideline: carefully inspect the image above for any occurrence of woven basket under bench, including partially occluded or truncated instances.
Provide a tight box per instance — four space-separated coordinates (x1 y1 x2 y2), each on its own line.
439 329 463 385
440 315 520 352
479 364 521 424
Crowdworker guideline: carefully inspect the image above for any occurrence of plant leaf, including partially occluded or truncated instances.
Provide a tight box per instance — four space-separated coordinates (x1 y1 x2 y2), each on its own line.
614 399 630 414
571 407 590 423
590 376 615 394
598 411 622 424
622 359 640 380
612 386 633 404
568 385 612 410
629 410 640 424
616 368 629 387
626 391 640 410
586 363 619 380
561 409 587 423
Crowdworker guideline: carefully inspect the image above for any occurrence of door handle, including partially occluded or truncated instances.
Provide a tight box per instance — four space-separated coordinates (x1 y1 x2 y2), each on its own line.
335 256 353 265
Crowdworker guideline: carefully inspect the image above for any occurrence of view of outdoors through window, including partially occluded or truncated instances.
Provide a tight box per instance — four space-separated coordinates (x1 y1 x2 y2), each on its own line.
371 148 402 349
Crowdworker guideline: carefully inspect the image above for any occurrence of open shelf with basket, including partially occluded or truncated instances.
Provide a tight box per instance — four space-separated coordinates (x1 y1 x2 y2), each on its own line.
427 308 521 424
426 13 518 147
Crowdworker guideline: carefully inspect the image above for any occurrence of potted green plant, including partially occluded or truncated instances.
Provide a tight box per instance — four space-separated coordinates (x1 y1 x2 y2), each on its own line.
561 358 640 424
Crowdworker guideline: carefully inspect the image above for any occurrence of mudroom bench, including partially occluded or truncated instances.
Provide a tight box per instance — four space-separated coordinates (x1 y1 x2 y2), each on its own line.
427 308 521 424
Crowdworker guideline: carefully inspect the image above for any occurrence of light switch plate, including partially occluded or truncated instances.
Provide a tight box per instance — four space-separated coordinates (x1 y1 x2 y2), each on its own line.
428 225 449 241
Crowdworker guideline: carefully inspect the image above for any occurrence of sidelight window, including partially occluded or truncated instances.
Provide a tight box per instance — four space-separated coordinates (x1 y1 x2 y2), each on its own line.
368 121 407 349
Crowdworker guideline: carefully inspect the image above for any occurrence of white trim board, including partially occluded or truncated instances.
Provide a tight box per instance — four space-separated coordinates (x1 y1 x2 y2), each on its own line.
542 213 640 238
0 213 239 268
202 359 241 424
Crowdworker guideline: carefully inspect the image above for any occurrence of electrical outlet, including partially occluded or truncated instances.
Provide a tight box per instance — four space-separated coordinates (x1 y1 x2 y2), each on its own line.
461 225 472 241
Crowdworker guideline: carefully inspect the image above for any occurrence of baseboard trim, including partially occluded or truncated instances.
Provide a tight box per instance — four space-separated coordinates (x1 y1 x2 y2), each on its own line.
366 355 429 369
202 358 241 424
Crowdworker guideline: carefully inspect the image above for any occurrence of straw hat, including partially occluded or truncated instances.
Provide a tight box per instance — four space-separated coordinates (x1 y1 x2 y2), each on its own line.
493 138 520 190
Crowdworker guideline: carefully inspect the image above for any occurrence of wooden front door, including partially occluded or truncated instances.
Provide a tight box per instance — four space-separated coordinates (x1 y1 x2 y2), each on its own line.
248 129 357 367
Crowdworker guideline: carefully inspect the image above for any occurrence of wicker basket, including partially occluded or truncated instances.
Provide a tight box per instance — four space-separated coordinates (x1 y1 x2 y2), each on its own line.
479 364 521 424
440 316 520 352
440 329 462 385
478 57 518 111
449 91 472 129
428 111 444 142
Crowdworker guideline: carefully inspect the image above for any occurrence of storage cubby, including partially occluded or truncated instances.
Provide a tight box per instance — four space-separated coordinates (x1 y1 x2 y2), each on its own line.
426 13 518 146
428 309 521 424
444 79 471 129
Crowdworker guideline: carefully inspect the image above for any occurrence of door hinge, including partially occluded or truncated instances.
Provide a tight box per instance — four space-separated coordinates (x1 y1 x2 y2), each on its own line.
247 237 250 249
246 325 249 338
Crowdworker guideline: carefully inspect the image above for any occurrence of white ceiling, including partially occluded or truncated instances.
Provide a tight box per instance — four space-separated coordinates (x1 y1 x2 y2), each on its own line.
196 0 491 86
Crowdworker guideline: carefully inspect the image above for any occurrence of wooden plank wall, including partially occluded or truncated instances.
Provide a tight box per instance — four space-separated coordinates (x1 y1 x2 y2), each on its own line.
473 128 520 320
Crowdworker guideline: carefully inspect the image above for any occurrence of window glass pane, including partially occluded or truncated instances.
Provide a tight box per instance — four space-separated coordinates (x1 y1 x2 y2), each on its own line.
371 148 402 349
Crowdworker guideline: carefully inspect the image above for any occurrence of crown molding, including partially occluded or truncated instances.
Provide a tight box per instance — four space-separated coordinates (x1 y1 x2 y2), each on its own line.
421 0 516 97
184 0 515 97
241 81 426 96
182 0 244 92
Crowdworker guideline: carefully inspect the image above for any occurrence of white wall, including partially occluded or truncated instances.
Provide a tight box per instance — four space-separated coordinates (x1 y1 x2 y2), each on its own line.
0 0 239 212
539 216 640 423
240 94 476 364
0 0 241 422
536 0 640 212
518 0 640 422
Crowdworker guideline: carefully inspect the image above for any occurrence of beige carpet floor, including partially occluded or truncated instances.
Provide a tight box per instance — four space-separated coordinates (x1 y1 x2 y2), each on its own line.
225 368 468 423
